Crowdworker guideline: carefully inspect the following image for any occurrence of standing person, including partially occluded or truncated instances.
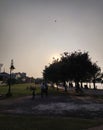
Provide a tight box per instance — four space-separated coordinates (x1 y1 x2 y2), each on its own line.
32 87 36 100
40 82 45 98
30 85 36 100
40 81 48 97
44 82 48 97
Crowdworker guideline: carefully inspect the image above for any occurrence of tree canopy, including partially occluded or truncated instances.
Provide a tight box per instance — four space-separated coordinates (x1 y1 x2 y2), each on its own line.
43 51 102 89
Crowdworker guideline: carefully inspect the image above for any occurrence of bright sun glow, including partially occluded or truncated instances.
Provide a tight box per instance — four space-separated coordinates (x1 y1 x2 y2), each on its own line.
49 53 61 63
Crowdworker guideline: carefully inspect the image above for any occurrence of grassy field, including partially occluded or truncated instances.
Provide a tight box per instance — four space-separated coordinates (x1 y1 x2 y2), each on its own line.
0 83 41 98
0 114 103 130
0 83 67 98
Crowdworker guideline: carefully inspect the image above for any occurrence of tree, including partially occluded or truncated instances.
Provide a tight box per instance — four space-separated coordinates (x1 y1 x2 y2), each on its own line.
89 63 101 89
60 51 94 90
43 51 101 91
43 58 61 83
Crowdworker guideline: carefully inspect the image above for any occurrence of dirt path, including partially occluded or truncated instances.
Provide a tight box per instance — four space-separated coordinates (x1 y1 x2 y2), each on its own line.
0 94 103 129
0 95 103 118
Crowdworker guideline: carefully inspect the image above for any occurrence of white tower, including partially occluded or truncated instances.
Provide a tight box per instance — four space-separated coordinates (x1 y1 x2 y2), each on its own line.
0 64 3 73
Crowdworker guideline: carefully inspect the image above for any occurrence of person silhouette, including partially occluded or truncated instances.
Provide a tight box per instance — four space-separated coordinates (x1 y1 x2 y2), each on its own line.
40 82 48 98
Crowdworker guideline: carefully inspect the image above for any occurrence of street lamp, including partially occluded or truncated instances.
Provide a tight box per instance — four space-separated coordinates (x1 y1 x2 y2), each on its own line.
6 59 15 97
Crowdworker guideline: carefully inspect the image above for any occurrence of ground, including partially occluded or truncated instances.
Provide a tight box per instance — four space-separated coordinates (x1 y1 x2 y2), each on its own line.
0 89 103 129
0 94 103 118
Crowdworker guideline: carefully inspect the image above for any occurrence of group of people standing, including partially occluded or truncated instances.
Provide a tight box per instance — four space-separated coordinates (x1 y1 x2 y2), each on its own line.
30 81 48 99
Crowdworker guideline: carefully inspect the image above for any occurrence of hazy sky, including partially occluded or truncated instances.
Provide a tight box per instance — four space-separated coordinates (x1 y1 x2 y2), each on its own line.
0 0 103 77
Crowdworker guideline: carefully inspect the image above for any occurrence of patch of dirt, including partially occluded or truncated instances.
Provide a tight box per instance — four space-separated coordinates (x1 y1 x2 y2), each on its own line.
0 95 103 118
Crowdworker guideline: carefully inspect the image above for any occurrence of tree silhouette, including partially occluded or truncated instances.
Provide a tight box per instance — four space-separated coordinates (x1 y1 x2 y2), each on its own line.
43 58 62 83
43 51 102 91
89 62 101 89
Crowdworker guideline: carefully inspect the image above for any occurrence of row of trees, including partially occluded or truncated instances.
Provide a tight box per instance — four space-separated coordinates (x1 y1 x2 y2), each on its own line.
43 51 103 91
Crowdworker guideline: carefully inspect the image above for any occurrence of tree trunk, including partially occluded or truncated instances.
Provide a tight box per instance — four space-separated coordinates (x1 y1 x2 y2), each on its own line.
80 81 83 88
75 81 83 93
89 82 91 89
63 81 67 92
93 78 96 89
75 82 79 92
56 83 59 91
93 81 96 89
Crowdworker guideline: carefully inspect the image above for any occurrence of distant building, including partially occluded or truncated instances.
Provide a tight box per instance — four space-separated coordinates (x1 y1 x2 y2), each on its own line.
12 72 26 79
0 70 35 84
0 72 9 83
